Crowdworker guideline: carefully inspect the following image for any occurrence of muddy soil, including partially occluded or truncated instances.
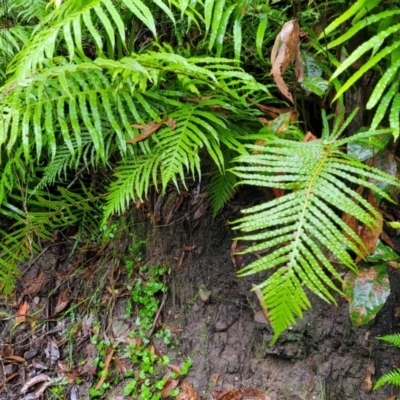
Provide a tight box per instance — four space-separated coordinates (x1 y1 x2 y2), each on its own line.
141 188 400 400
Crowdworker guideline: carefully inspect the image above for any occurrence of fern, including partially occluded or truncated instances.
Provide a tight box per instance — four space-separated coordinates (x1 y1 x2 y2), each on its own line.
374 334 400 389
231 118 399 343
323 3 400 138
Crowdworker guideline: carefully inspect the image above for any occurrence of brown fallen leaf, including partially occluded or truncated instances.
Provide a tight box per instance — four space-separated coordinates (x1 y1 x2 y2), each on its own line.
5 355 26 364
21 374 51 393
252 285 270 324
18 272 50 304
127 117 168 143
364 362 375 392
303 131 318 142
54 289 69 314
94 347 115 391
16 301 28 324
270 20 300 103
212 388 270 400
355 190 383 263
163 324 183 333
161 370 180 399
45 338 60 365
178 381 201 400
0 372 18 388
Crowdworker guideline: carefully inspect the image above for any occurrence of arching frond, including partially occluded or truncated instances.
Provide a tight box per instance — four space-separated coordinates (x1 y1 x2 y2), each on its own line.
232 129 399 343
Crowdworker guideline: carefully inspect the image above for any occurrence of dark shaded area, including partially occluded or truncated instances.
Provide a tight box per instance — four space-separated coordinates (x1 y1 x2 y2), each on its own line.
144 188 400 399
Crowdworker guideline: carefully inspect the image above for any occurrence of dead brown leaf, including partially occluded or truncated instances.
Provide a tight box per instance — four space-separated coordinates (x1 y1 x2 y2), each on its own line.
178 381 201 400
364 362 375 392
18 272 50 304
211 388 270 400
252 103 292 118
270 20 300 103
21 374 51 393
0 372 18 388
252 285 270 324
381 231 395 249
303 131 318 142
45 338 60 365
94 347 115 391
16 301 28 324
54 289 69 314
5 355 26 364
128 117 168 143
161 370 180 399
355 190 383 262
176 245 196 268
163 325 183 333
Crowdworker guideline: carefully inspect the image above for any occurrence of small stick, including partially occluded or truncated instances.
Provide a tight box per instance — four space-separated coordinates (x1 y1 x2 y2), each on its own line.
147 293 168 338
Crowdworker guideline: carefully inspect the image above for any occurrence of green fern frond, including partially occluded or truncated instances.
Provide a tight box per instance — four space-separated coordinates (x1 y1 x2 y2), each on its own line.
232 131 399 343
374 368 400 390
377 333 400 347
209 148 238 218
373 334 400 389
325 7 400 138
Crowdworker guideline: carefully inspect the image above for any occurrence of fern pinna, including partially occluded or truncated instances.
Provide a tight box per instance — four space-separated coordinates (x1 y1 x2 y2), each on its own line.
232 115 399 343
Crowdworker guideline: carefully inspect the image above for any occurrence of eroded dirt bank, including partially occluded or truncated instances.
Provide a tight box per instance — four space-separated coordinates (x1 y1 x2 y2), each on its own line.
141 188 400 400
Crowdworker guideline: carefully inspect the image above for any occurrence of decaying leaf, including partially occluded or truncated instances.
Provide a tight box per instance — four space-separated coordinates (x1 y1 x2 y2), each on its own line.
18 272 50 304
364 362 375 392
127 117 168 143
16 301 28 324
54 289 69 314
270 20 300 103
252 284 270 324
355 190 383 263
21 374 51 393
343 188 382 262
211 388 270 400
161 369 180 399
177 381 201 400
45 338 60 365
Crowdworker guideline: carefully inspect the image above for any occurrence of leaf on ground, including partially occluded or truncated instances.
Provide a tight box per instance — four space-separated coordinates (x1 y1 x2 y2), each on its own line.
364 362 375 392
16 301 28 324
161 370 180 399
54 289 69 314
21 374 51 393
18 272 50 304
211 388 270 400
177 381 201 400
45 338 60 365
252 285 270 324
355 190 383 263
344 264 390 326
270 20 300 103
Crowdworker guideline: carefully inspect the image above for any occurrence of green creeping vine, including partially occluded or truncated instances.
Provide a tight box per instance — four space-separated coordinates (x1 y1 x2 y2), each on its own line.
232 113 399 343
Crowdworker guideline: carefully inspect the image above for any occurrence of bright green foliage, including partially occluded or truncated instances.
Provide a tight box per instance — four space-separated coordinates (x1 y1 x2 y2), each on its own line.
323 2 400 138
374 334 400 389
232 114 399 343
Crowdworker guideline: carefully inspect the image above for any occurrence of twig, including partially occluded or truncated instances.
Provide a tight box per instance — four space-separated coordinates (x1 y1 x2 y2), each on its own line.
147 293 168 338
